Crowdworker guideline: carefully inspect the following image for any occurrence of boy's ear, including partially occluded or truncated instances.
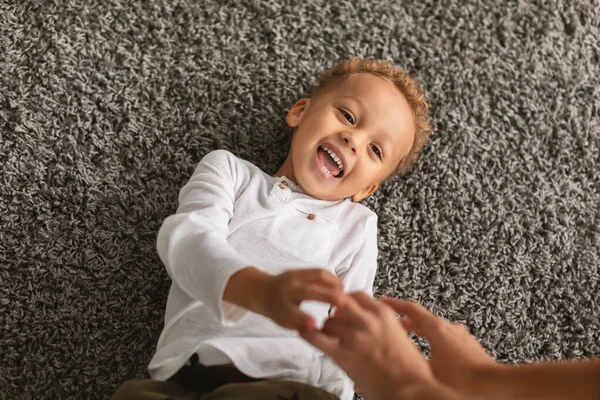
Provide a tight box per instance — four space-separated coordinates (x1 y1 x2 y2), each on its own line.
352 183 379 202
286 98 310 128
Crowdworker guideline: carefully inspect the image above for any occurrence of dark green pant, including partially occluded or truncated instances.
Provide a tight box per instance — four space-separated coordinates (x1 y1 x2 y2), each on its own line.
111 355 339 400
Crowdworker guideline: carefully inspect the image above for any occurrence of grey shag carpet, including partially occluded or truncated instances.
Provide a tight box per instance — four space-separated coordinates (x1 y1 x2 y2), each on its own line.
1 1 600 399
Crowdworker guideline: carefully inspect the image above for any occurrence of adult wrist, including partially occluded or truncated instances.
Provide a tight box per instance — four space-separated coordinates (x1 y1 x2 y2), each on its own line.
396 377 462 400
465 362 509 398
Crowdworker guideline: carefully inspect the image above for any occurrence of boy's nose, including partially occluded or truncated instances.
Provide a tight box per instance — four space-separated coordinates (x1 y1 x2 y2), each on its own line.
342 135 357 154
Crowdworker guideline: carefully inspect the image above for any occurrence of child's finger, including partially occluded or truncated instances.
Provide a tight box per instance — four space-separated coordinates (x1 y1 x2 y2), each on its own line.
296 268 343 288
321 318 364 347
303 316 316 331
299 327 341 356
287 309 315 331
293 284 343 306
321 318 349 338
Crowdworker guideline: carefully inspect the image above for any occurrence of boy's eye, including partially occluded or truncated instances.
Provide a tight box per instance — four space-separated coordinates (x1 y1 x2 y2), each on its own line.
340 109 355 124
371 144 382 159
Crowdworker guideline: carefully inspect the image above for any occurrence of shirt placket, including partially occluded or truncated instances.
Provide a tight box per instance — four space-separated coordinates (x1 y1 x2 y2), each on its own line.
271 179 290 202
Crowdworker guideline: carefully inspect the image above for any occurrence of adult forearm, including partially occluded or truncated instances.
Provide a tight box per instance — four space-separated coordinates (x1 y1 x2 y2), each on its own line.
394 380 464 400
471 360 600 400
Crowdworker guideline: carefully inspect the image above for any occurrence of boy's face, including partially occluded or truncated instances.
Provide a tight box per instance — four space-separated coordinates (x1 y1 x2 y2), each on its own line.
278 73 416 202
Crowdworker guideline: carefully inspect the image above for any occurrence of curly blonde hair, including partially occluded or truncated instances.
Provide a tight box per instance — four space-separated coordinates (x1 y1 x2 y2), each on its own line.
309 57 431 177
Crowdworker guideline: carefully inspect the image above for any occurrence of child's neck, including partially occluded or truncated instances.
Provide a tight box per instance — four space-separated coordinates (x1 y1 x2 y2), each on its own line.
273 158 296 184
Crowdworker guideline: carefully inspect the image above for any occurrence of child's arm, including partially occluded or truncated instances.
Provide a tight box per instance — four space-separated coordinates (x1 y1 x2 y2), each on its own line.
224 267 344 331
157 150 343 330
157 150 255 325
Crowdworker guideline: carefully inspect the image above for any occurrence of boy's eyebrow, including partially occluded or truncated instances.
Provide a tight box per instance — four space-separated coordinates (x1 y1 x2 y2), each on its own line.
341 95 396 156
339 96 366 112
380 136 394 157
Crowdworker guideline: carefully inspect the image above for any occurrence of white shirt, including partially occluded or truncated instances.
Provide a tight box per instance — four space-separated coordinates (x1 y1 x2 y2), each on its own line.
149 150 378 400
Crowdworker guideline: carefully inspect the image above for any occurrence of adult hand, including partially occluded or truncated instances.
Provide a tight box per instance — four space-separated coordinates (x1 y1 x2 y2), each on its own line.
300 292 436 400
382 297 497 395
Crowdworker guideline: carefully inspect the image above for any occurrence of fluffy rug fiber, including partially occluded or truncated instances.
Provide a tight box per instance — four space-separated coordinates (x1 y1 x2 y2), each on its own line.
1 0 599 399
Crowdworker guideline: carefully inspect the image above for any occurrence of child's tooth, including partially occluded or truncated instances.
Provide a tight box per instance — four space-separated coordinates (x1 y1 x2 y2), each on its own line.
323 147 344 170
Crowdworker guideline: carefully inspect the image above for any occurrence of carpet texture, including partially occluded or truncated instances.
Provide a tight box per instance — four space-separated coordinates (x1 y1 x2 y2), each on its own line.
1 0 599 399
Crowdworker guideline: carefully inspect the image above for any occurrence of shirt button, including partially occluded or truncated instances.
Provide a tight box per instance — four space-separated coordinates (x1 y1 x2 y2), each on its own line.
281 180 288 186
278 183 286 190
307 214 315 220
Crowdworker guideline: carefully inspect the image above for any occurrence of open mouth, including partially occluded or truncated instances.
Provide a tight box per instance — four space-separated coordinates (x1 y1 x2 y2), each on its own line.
317 145 344 178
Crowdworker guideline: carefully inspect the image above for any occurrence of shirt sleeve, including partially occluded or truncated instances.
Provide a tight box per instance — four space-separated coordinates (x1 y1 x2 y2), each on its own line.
156 150 251 326
338 213 378 296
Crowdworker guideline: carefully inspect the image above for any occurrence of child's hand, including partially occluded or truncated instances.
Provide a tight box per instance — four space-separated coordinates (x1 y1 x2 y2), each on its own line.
258 268 344 331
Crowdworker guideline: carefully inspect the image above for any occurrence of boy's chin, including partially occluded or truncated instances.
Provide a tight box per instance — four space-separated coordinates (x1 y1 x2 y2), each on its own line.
313 192 346 201
299 178 349 201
